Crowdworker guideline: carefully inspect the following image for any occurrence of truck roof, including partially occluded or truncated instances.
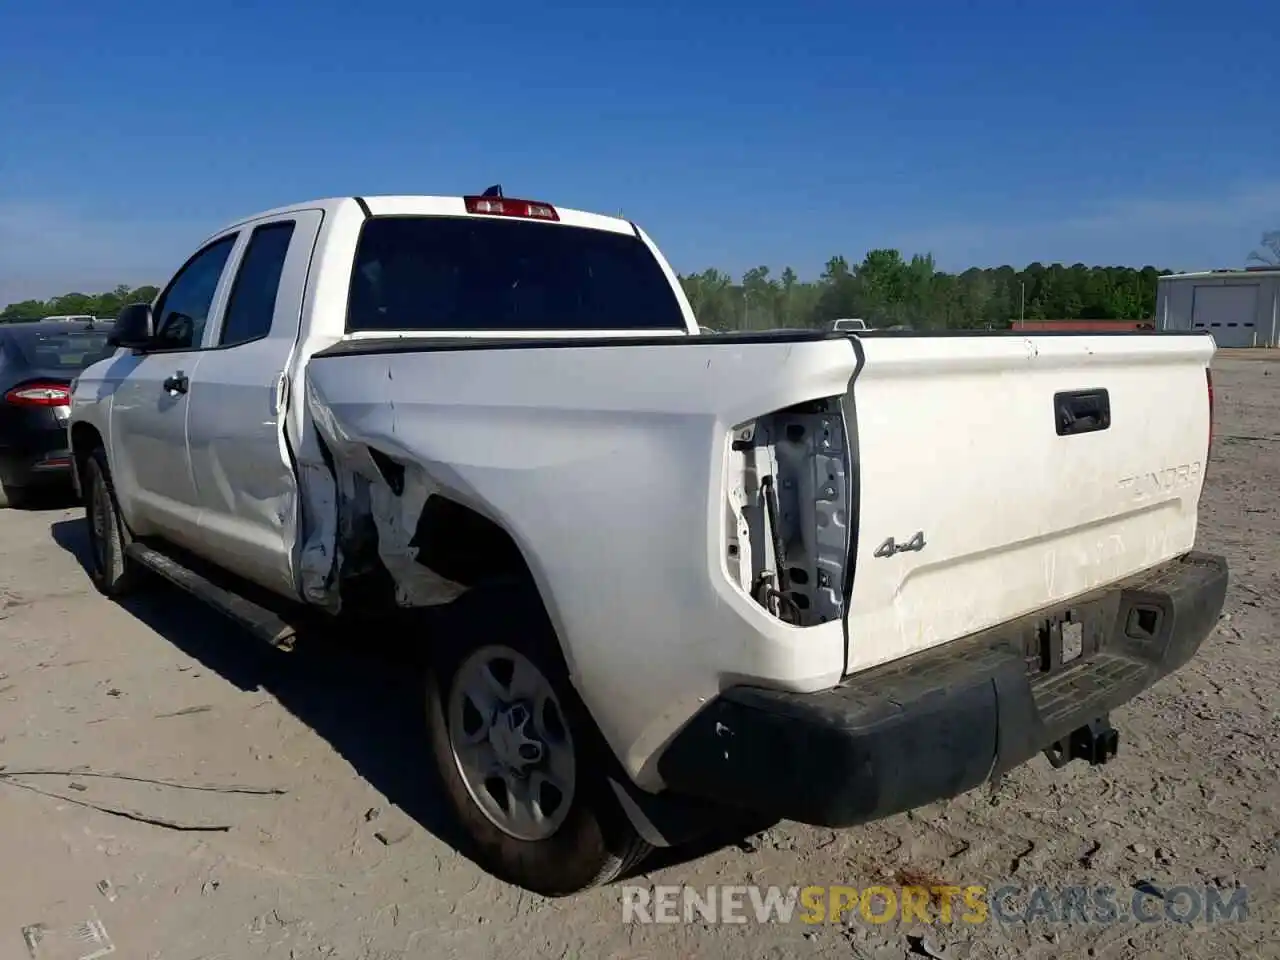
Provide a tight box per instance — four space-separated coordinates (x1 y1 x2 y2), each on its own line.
210 194 637 243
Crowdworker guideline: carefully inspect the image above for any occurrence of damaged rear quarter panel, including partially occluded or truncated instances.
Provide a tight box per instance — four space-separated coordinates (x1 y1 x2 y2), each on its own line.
298 336 859 786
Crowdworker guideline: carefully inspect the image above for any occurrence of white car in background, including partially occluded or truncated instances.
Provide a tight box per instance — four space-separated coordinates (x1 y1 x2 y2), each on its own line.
831 317 868 332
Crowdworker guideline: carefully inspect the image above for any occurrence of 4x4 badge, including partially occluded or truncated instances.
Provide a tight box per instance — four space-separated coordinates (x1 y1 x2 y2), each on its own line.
874 531 926 558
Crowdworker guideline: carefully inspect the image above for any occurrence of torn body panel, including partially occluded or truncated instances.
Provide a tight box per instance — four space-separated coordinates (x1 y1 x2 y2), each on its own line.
366 465 468 607
285 329 1216 792
293 335 861 787
298 375 466 611
724 397 853 628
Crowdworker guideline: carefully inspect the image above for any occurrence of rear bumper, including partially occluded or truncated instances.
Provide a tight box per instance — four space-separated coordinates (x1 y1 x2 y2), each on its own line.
0 408 73 490
0 443 73 489
656 552 1229 828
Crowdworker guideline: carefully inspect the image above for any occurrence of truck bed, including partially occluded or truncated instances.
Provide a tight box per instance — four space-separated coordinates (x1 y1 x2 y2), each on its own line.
299 327 1214 781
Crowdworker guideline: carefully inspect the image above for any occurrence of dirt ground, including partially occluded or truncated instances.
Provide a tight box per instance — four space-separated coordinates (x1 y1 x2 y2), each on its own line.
0 356 1276 960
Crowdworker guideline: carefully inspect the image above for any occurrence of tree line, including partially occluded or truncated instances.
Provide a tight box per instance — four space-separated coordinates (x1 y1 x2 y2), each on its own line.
1 285 160 323
680 252 1171 332
1 256 1166 333
5 229 1277 331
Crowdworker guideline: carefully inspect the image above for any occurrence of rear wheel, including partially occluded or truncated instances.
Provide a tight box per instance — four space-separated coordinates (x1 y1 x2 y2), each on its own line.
83 447 140 598
425 582 650 896
0 485 23 509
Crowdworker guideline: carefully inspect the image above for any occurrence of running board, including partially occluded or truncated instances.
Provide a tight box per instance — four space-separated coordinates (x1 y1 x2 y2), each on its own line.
124 542 300 651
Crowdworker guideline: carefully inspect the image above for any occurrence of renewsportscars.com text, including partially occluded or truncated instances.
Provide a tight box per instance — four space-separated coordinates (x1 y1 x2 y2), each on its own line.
621 883 1249 926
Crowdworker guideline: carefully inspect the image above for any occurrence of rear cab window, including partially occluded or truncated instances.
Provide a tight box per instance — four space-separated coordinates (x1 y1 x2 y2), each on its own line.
346 216 688 333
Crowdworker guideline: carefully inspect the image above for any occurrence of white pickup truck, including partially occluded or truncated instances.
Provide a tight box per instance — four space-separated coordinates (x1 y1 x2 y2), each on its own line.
68 191 1228 896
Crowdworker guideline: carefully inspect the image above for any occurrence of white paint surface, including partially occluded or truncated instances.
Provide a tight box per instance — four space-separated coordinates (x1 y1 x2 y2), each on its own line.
69 193 1219 789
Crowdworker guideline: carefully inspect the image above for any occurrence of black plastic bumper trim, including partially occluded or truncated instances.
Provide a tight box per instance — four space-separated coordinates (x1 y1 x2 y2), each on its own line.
656 552 1229 828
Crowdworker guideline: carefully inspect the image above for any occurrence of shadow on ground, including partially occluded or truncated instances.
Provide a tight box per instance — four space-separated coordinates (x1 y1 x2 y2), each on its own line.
49 518 755 888
10 486 79 511
50 517 465 852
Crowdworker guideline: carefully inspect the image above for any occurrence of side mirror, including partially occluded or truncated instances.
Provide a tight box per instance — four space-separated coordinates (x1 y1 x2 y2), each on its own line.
107 303 156 349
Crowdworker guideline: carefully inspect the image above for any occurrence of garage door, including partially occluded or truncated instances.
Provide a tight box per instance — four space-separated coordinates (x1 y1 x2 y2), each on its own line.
1192 284 1260 347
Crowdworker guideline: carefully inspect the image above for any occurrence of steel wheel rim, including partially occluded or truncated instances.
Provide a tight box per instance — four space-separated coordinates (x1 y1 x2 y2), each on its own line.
447 644 576 842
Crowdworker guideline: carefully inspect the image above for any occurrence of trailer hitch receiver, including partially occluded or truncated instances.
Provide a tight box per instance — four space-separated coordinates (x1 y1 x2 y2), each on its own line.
1044 716 1119 769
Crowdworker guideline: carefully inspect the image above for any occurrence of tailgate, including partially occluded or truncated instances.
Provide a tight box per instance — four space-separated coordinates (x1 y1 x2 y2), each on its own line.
843 332 1215 674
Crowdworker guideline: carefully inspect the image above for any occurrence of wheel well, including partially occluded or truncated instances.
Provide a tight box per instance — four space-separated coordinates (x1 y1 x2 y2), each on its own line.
70 421 103 469
411 495 534 589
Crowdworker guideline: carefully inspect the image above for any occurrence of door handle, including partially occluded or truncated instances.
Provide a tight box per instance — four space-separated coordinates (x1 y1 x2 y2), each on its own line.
163 372 189 395
1055 389 1110 436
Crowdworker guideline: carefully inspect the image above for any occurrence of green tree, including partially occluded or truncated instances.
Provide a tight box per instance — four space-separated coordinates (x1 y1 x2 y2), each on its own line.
740 266 778 330
0 284 161 323
0 300 49 321
779 266 798 327
1247 230 1280 266
8 263 1171 334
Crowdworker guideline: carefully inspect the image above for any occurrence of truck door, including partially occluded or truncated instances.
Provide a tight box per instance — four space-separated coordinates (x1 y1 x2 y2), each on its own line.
184 210 323 599
108 233 238 549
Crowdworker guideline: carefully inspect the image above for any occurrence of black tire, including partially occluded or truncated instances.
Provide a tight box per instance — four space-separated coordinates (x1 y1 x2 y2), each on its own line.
0 485 20 509
425 581 650 896
83 447 141 598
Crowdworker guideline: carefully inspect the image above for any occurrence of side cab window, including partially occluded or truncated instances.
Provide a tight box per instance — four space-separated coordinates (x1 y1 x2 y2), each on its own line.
152 235 238 350
218 221 296 347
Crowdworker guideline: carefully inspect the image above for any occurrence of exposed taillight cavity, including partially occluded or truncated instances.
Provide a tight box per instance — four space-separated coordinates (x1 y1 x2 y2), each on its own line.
5 382 70 406
463 196 560 221
724 397 852 627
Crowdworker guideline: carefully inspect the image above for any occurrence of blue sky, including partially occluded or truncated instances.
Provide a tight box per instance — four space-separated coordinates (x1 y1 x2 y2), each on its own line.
2 0 1278 304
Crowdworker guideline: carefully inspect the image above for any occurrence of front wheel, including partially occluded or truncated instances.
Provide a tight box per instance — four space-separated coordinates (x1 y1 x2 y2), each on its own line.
425 582 650 896
83 447 141 598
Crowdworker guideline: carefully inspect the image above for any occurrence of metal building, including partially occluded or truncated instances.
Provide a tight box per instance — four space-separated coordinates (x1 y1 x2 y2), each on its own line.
1156 267 1280 347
